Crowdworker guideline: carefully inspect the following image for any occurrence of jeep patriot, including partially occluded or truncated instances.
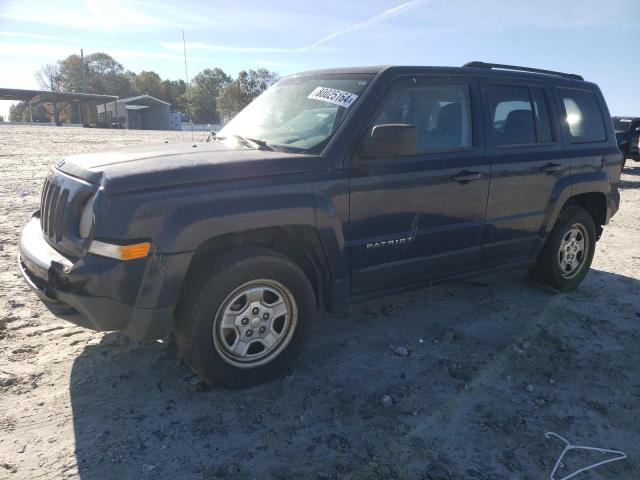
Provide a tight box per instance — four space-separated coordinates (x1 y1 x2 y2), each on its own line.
19 62 622 387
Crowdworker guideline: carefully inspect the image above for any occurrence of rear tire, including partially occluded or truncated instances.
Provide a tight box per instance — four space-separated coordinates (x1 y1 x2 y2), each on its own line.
175 247 316 388
530 206 596 292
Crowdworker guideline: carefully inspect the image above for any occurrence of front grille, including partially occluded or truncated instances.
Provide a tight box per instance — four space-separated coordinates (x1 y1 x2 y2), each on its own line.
40 177 69 242
38 168 95 259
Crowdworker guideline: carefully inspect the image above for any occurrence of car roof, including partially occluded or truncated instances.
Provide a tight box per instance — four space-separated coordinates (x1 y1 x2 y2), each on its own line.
293 65 589 85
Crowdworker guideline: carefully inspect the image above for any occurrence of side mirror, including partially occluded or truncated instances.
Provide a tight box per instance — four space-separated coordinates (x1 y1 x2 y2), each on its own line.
359 124 416 158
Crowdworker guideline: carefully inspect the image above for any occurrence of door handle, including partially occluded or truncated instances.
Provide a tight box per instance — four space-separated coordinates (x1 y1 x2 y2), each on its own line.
452 171 483 183
540 163 566 174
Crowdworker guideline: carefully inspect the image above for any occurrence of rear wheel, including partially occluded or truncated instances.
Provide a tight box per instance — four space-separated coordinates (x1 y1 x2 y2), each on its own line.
530 206 596 292
175 248 316 388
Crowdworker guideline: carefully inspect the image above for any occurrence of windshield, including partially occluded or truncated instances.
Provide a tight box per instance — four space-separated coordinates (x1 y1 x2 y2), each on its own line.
613 118 632 132
217 73 373 153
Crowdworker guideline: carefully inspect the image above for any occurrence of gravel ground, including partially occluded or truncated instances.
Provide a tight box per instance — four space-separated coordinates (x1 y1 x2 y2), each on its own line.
1 124 639 480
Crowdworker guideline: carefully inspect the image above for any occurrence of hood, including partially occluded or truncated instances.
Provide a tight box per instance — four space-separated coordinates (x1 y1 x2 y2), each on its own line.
54 142 326 193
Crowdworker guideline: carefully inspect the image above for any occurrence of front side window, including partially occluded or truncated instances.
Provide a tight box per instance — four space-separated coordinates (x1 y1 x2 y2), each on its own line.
489 85 553 146
372 84 473 151
217 74 373 153
558 88 606 143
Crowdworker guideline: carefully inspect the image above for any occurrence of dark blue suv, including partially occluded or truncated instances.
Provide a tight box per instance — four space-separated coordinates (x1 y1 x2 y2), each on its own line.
19 62 622 387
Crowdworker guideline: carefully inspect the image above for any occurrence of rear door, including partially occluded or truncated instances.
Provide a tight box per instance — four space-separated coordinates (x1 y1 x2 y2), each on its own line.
348 75 490 293
481 79 569 264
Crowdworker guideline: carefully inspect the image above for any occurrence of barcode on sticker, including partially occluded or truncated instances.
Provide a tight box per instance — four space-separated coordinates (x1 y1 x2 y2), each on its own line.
307 87 358 108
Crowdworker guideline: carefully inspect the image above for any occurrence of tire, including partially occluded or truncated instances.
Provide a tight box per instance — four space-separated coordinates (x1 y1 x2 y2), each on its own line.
530 206 596 292
175 247 316 388
620 146 628 170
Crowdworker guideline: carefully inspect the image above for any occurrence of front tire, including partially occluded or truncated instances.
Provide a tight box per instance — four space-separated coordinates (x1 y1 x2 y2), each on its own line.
175 248 316 388
530 206 596 292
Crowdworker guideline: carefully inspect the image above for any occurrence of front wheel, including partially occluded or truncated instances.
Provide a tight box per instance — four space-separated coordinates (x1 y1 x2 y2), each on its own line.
530 206 596 292
175 248 316 388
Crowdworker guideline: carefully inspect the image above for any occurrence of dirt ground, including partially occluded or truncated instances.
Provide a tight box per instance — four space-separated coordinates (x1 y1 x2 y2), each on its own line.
0 124 639 480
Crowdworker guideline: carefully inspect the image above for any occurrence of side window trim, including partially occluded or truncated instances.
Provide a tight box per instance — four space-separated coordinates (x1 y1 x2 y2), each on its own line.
530 87 555 144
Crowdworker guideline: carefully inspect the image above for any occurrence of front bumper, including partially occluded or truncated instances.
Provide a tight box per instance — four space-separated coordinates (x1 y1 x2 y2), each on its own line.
18 215 174 340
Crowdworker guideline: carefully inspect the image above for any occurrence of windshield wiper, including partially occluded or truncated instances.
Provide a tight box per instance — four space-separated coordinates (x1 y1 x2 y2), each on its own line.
243 136 274 151
218 134 274 151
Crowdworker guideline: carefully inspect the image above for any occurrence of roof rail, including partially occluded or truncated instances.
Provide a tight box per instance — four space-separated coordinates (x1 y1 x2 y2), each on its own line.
463 61 584 81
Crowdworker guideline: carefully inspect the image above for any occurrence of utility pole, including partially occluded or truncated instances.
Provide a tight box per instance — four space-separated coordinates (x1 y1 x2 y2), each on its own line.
183 31 194 143
78 48 85 125
51 73 60 126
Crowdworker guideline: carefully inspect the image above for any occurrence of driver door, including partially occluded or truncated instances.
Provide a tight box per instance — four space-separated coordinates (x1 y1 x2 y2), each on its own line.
347 76 489 293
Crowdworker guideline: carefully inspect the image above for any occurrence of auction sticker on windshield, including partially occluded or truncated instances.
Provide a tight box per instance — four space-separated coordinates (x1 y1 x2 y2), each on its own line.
308 87 358 108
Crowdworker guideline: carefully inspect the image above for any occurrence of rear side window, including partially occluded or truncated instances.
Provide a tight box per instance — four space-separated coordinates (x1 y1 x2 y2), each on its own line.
373 84 473 152
558 88 606 143
489 85 553 146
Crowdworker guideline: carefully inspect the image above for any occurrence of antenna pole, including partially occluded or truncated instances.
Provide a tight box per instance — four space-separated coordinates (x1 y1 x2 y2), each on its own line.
182 30 195 144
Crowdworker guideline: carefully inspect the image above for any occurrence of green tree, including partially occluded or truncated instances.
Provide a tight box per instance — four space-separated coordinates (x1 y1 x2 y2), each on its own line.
133 71 164 99
31 53 278 125
53 53 134 122
84 53 132 97
57 54 85 93
9 102 50 123
9 102 27 122
187 68 231 123
216 82 247 123
162 79 188 112
238 68 279 99
56 52 133 97
216 68 279 122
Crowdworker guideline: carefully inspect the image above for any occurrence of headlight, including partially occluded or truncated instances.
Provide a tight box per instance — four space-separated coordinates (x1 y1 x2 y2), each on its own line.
78 195 95 238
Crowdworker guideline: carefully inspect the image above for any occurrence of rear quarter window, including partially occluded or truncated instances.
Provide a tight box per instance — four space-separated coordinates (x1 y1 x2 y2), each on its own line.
558 88 606 143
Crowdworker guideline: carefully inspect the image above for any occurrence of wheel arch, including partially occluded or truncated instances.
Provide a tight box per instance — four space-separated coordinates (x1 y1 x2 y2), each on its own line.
563 192 607 239
175 225 334 316
543 169 611 241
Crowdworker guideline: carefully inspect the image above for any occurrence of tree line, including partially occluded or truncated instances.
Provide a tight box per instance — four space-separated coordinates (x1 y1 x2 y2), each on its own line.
8 52 279 125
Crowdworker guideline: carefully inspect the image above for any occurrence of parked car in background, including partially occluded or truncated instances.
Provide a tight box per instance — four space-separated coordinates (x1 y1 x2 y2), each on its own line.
613 116 640 166
19 62 622 387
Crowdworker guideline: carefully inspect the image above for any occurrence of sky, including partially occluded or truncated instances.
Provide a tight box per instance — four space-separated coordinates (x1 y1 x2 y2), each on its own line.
1 0 639 119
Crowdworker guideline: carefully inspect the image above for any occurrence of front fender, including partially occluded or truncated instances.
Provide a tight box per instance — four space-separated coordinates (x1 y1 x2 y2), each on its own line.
99 172 349 282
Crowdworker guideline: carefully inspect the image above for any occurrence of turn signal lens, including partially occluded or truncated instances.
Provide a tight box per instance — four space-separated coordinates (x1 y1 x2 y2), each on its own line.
119 242 152 260
88 240 151 261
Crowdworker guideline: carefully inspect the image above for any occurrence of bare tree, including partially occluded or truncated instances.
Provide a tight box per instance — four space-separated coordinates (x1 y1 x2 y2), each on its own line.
35 63 61 92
